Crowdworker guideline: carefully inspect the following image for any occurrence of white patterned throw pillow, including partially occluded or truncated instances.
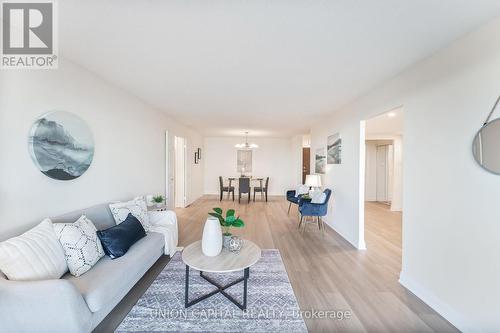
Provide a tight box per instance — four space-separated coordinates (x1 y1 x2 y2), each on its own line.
311 189 326 204
109 196 151 231
0 219 68 281
53 215 105 277
295 184 309 197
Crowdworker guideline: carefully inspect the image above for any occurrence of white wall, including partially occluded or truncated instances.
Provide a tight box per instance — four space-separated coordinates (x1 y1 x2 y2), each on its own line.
364 141 378 201
0 58 204 240
391 136 403 212
290 135 303 185
310 16 500 332
203 137 295 195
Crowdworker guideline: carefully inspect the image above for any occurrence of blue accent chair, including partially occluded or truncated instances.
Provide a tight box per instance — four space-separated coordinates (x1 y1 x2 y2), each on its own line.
286 190 303 214
298 189 332 232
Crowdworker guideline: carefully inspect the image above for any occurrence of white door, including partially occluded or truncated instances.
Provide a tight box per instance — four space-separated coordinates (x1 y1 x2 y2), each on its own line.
174 136 186 208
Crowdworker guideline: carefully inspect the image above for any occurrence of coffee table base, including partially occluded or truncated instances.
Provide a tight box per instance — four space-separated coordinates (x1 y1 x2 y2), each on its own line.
185 265 250 310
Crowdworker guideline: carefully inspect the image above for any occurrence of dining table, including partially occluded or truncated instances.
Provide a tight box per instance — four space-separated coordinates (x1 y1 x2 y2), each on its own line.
227 177 264 190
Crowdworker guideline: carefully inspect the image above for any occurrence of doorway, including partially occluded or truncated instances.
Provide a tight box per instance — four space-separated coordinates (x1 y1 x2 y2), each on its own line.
174 136 187 208
359 107 404 250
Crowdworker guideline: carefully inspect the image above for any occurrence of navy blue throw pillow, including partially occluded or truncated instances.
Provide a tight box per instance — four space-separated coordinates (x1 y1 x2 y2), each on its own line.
97 213 146 259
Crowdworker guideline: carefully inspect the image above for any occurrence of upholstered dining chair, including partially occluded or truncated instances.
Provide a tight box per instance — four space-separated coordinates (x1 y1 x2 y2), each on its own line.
238 177 251 203
298 189 332 233
219 176 234 201
253 177 269 202
286 189 303 214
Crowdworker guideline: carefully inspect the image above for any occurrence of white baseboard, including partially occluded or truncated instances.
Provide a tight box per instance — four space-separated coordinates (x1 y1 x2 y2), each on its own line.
323 220 366 250
399 271 469 332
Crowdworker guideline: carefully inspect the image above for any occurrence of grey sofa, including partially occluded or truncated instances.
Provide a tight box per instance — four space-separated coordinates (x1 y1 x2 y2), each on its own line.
0 202 175 333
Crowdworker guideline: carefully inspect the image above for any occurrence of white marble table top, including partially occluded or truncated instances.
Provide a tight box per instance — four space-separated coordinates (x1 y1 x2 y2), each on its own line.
182 240 261 273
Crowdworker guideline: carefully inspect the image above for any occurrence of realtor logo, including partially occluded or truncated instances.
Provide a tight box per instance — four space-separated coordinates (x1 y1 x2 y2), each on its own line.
1 0 58 69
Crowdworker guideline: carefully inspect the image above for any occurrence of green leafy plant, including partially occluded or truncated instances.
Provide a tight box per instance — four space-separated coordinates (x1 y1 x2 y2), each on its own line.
152 195 165 204
208 208 245 236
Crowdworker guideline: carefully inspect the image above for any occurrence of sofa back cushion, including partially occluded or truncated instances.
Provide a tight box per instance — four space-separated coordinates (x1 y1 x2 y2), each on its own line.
51 203 117 231
0 219 68 281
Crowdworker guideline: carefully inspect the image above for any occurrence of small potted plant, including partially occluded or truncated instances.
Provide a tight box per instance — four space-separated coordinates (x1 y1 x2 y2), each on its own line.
208 208 244 248
152 195 165 208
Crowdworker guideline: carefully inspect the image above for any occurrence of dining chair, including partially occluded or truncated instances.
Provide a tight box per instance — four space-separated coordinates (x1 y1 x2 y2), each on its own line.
219 176 234 201
286 188 304 214
253 177 269 202
238 177 251 203
298 189 332 233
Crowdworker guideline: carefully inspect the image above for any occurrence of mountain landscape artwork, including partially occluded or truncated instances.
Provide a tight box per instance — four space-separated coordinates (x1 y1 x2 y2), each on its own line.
315 148 326 174
29 111 94 180
327 133 342 164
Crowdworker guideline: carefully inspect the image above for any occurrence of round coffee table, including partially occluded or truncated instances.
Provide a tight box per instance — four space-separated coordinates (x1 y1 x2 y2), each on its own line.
182 239 261 310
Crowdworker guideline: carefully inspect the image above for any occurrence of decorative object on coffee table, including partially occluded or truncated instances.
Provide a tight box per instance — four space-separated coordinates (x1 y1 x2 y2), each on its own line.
229 235 243 253
208 207 244 248
201 217 223 257
182 239 261 310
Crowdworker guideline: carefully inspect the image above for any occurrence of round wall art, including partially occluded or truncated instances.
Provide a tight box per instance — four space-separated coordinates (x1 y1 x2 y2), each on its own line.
29 111 94 181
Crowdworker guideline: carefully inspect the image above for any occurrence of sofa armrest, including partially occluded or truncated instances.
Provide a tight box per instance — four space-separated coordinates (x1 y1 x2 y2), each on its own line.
147 210 179 256
0 274 92 333
148 210 177 227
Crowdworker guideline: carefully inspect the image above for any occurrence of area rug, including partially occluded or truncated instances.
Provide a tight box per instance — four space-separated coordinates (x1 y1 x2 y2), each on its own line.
116 249 308 332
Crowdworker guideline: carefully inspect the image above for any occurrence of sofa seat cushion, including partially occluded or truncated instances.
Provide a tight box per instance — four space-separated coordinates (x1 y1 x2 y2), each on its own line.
63 232 164 312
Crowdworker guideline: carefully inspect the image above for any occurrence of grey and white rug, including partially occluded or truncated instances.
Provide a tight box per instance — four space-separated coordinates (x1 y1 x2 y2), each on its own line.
116 249 308 332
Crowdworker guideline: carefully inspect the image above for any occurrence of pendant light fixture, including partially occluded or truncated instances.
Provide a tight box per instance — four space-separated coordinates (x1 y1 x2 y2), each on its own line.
235 132 258 149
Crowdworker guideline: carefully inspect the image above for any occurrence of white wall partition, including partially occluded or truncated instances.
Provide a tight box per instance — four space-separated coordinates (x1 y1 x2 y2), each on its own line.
310 17 500 332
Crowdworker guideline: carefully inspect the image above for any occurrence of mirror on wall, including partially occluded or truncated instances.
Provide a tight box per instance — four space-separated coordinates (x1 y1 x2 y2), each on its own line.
473 118 500 174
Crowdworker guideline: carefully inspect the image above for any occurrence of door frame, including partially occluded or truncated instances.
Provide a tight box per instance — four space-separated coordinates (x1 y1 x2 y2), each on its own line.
174 136 187 208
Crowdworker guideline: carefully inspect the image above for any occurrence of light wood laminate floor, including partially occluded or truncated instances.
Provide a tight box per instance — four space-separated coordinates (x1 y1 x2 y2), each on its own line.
95 196 458 333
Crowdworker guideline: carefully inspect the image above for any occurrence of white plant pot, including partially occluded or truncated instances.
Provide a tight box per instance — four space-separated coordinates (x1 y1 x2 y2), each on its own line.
202 217 223 257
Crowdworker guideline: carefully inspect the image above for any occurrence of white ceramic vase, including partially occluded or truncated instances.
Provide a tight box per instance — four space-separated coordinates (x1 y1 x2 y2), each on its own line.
202 217 223 257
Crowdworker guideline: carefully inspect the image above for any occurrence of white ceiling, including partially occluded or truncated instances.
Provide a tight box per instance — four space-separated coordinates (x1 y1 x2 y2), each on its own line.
365 107 404 138
60 1 500 137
